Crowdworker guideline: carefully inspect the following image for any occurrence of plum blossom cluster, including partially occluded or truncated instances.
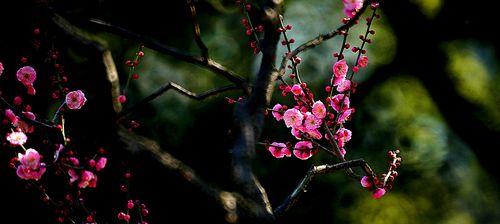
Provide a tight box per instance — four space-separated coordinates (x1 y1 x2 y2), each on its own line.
0 31 115 222
262 0 398 200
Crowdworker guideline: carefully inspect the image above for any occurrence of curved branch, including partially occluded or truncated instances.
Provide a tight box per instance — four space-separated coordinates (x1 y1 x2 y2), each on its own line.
274 159 375 217
119 82 239 118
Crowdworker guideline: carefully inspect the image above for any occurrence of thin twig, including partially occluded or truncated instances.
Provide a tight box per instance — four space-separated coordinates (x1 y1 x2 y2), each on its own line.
186 0 209 61
119 82 239 118
0 96 57 129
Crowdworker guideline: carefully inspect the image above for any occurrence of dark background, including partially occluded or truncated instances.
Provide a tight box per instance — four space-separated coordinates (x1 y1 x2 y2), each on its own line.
1 0 499 223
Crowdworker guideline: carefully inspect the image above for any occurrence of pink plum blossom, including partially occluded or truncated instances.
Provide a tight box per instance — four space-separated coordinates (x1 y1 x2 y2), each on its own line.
291 128 302 139
65 90 87 110
78 170 97 189
336 79 352 92
6 131 27 146
291 84 304 96
334 128 352 148
16 66 37 86
330 94 350 112
372 188 386 199
272 104 284 121
333 59 348 80
283 108 304 128
68 169 79 183
16 148 46 181
340 148 347 156
343 0 364 18
293 141 314 160
312 101 326 119
360 176 373 188
305 128 322 140
304 112 321 130
337 108 354 124
267 142 291 158
0 62 4 76
358 55 369 68
96 157 107 171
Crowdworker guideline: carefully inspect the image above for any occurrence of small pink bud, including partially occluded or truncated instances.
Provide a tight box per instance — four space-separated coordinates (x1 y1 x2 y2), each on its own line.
360 176 372 188
372 188 386 199
118 95 127 104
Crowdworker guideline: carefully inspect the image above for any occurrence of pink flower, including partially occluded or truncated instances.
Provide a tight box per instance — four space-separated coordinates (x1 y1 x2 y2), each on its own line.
16 66 37 86
283 108 304 128
358 55 369 68
305 128 322 140
336 79 352 92
16 148 46 181
95 157 107 171
65 90 87 110
360 176 372 188
337 108 354 124
312 101 326 119
334 128 352 148
304 112 321 130
333 59 348 79
78 170 97 188
291 128 302 139
68 169 79 184
343 0 363 10
330 94 350 112
340 148 347 156
291 84 304 96
343 0 364 18
0 62 4 76
268 142 291 158
272 104 284 121
68 157 80 166
6 131 27 146
372 188 386 199
293 141 314 160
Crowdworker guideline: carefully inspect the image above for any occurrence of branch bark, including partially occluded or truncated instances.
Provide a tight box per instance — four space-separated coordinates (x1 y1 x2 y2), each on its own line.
85 18 250 93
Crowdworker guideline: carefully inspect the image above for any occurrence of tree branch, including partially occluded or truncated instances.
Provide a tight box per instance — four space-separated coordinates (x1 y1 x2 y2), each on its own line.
119 82 239 118
186 0 209 61
274 159 375 217
118 128 270 223
0 96 57 129
85 18 249 93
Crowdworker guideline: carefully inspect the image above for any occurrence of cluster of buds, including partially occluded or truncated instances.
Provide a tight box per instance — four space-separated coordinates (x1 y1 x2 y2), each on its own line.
360 149 401 199
121 45 145 104
237 0 264 54
117 199 149 223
